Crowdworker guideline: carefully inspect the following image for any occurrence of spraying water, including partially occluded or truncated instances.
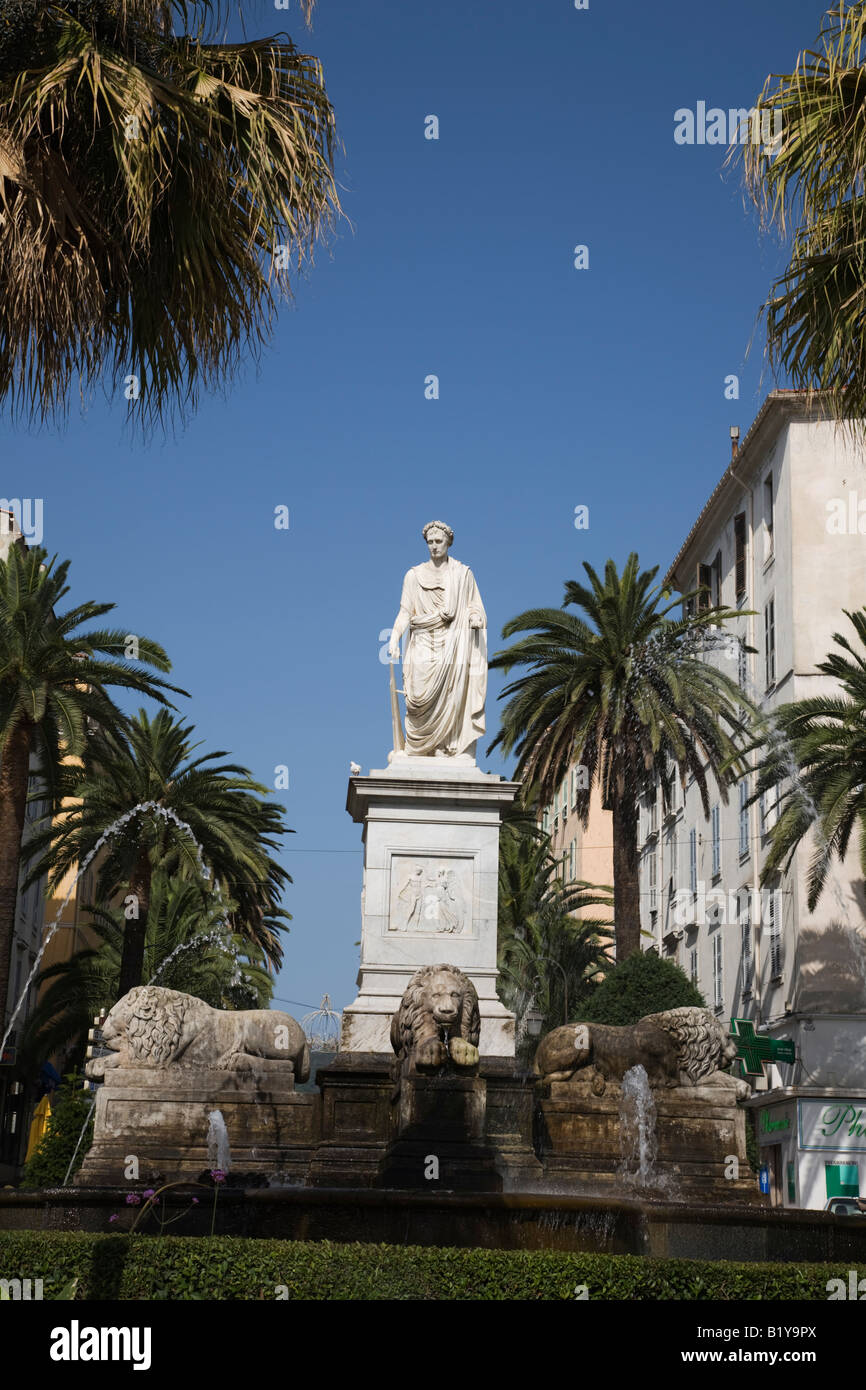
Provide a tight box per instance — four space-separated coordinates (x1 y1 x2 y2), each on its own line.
207 1109 231 1174
148 929 241 987
618 1065 659 1188
1 801 238 1057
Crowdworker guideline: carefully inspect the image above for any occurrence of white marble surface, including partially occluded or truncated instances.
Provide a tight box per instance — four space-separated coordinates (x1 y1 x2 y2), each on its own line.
342 767 519 1056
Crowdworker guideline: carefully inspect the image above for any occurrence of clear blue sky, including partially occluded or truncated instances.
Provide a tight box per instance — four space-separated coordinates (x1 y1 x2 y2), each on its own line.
3 0 826 1016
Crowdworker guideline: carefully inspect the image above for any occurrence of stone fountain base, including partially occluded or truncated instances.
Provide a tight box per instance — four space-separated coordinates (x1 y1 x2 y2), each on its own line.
73 1056 755 1206
536 1077 756 1202
74 1067 319 1188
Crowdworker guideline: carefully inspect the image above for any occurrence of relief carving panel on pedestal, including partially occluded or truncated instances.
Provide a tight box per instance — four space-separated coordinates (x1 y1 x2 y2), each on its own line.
388 855 474 935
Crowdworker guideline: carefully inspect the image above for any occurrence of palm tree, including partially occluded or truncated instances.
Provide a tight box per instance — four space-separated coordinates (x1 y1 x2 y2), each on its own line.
733 3 866 421
497 814 613 1034
20 867 273 1068
0 0 339 431
489 554 755 961
0 542 180 1034
27 706 292 996
754 608 866 909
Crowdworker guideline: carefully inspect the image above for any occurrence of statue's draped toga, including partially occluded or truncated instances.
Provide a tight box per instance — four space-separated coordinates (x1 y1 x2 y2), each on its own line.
395 556 487 757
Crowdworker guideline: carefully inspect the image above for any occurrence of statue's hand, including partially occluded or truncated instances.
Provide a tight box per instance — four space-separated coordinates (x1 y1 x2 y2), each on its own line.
388 639 400 661
468 614 483 629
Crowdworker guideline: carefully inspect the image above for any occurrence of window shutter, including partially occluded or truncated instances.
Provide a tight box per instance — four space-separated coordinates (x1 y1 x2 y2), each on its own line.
734 512 747 598
697 563 712 612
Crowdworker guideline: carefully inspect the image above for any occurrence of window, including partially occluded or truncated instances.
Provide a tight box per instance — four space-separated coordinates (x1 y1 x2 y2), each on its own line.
568 838 576 881
689 828 698 894
713 932 724 1009
668 827 678 894
669 767 681 812
739 779 750 859
734 512 747 599
571 768 579 808
764 597 776 687
697 562 712 613
711 550 722 609
542 807 550 834
739 894 753 992
648 849 657 910
768 886 782 977
764 474 774 560
690 948 699 987
711 805 721 878
561 777 568 824
649 792 658 836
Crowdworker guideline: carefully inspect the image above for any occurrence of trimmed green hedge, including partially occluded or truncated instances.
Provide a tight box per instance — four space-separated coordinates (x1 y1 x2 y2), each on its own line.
0 1232 854 1300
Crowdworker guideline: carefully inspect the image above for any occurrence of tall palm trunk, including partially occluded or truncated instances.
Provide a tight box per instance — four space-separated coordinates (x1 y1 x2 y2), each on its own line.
117 845 152 998
611 786 640 962
0 720 33 1031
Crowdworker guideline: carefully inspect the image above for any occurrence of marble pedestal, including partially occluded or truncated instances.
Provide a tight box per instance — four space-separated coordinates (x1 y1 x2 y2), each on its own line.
341 757 519 1056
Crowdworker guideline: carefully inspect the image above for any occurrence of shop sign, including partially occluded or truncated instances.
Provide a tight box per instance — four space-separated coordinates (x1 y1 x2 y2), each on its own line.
798 1100 866 1153
760 1109 791 1135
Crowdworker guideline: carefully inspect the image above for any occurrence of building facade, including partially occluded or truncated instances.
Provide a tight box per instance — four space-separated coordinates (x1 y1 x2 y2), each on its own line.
637 392 866 1209
544 777 614 908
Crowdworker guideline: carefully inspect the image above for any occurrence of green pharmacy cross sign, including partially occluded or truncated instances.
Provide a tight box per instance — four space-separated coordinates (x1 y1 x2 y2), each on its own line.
729 1019 796 1079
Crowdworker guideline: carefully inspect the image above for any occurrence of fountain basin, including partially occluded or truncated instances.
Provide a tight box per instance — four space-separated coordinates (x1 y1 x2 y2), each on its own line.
1 1186 865 1264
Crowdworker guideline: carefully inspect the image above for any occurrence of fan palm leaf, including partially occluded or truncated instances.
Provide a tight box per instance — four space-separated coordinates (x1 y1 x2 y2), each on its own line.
0 0 338 430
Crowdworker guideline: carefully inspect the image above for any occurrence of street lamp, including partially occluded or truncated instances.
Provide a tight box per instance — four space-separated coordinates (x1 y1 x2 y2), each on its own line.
524 1007 546 1038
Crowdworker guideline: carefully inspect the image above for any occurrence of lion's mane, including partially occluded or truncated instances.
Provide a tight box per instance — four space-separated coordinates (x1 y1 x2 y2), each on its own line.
122 986 188 1064
643 1006 732 1084
391 963 480 1060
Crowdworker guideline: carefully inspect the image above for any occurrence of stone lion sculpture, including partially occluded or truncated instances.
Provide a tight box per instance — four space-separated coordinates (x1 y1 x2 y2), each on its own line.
532 1007 749 1097
85 986 310 1082
390 964 481 1072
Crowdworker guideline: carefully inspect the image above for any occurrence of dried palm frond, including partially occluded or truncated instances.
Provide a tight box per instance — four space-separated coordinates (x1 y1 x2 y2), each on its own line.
0 0 337 432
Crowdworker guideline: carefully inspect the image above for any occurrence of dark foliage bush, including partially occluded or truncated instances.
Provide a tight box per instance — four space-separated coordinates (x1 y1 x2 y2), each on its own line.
0 1231 850 1301
19 1078 94 1191
576 951 705 1026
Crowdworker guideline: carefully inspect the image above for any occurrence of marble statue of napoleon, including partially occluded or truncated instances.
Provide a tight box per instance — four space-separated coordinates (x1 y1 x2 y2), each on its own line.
387 521 487 759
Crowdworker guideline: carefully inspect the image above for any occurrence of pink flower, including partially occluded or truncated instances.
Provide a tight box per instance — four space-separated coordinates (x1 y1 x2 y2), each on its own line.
142 1188 156 1199
125 1193 141 1206
210 1169 226 1184
109 1214 119 1223
192 1197 200 1205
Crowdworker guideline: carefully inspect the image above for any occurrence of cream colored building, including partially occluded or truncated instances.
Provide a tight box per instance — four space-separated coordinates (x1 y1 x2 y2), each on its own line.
638 391 866 1209
543 778 613 912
